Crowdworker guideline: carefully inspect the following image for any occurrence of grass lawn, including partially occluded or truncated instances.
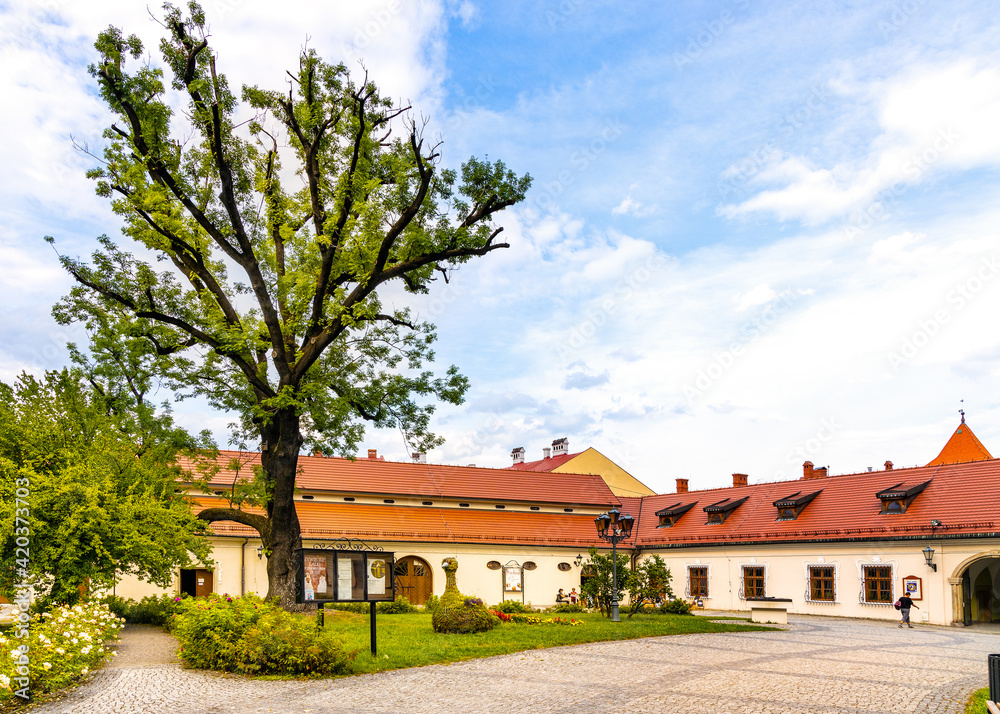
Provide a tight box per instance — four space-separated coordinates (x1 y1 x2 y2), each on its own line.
965 688 989 714
322 611 775 675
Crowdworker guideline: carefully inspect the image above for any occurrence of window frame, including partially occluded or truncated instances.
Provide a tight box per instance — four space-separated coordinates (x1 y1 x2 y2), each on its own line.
808 565 836 602
687 565 709 598
861 564 894 605
741 565 766 599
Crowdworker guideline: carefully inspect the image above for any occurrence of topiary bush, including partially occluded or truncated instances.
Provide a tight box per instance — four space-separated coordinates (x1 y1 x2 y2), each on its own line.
432 558 498 634
492 599 533 614
172 593 356 675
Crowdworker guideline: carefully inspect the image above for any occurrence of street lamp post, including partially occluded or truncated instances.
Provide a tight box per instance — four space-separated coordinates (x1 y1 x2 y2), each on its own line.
594 507 635 622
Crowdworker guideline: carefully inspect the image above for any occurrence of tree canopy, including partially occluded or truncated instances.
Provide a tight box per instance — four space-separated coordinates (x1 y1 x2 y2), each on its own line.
50 3 531 606
0 370 213 605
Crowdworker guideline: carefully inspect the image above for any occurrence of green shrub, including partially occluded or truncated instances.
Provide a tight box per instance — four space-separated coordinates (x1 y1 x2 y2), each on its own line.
424 594 440 614
661 598 692 615
100 595 130 620
323 595 418 615
549 602 585 614
432 558 497 634
966 687 988 714
172 593 356 675
0 601 123 705
492 599 533 614
127 594 184 626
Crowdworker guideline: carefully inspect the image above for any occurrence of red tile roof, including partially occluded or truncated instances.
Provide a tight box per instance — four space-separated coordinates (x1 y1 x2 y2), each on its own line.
194 497 610 548
183 451 619 507
927 421 993 466
507 452 582 472
633 459 1000 548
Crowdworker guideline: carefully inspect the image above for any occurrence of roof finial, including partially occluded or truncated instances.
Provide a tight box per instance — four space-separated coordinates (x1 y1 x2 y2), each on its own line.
959 399 965 424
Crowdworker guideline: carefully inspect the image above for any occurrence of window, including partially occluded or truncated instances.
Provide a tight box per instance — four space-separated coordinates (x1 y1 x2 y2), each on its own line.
656 502 695 527
394 561 408 577
486 561 501 570
523 561 537 570
557 563 572 572
742 566 765 598
421 501 433 505
459 503 470 507
689 567 708 597
863 565 893 604
809 566 835 602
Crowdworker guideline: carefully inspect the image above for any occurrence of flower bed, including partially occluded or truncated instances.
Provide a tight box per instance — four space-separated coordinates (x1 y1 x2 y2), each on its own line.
489 611 583 626
0 601 123 706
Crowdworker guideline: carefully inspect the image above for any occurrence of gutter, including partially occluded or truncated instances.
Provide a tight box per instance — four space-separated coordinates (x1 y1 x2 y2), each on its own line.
638 531 1000 550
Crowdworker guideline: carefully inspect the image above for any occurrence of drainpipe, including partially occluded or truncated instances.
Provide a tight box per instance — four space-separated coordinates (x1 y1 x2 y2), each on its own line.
240 538 248 596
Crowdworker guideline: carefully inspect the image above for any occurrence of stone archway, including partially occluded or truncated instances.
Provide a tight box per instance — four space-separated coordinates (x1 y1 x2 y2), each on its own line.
950 552 1000 625
393 556 433 605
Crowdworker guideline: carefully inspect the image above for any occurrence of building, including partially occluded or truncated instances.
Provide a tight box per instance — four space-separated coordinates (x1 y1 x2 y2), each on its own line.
508 438 655 497
116 422 999 626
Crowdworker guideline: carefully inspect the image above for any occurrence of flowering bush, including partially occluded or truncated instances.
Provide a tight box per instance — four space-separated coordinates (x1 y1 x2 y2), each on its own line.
171 593 356 675
0 601 123 705
508 613 583 626
490 610 512 622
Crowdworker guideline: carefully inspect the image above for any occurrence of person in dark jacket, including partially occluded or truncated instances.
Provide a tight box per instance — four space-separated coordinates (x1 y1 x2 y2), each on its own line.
898 595 919 628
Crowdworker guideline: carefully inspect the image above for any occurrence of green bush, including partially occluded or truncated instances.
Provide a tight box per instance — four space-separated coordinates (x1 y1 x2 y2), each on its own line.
424 594 440 614
492 599 533 614
100 595 130 620
172 593 356 675
549 602 585 614
433 595 498 634
660 598 692 615
129 594 184 626
323 595 418 615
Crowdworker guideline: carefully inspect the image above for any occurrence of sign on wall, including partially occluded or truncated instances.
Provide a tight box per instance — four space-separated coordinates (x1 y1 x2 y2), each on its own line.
295 541 395 604
902 575 923 600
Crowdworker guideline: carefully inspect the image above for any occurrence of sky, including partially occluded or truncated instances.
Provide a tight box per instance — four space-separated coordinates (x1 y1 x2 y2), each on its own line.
3 0 1000 493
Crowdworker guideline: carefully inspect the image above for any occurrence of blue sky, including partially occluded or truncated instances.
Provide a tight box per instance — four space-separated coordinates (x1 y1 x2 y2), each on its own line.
3 0 1000 492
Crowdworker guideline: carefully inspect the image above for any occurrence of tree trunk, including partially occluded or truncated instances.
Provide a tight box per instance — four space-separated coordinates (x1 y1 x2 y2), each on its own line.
260 407 304 609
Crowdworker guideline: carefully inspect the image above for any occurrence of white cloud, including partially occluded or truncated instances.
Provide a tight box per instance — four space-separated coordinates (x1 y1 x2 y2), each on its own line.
720 63 1000 225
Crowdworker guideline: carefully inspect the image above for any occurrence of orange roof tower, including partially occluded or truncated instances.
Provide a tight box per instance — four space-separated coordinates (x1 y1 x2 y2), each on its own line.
926 413 993 466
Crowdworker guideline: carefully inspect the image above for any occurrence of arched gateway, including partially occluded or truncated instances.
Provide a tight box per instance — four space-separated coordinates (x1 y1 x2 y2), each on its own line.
393 556 433 605
950 552 1000 625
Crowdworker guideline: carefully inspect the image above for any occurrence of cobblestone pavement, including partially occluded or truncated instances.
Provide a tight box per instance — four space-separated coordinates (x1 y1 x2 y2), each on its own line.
32 615 1000 713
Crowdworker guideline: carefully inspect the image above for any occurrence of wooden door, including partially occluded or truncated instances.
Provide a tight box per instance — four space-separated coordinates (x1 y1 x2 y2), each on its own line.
394 556 432 605
181 568 214 598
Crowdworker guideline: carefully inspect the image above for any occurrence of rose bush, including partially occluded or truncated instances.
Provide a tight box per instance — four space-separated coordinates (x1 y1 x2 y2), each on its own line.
0 601 123 706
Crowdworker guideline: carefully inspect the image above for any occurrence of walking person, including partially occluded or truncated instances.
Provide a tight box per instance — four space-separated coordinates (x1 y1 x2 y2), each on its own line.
897 594 919 628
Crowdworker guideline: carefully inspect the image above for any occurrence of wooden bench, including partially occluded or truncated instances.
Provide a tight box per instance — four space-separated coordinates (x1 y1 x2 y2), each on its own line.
745 597 792 624
985 700 999 714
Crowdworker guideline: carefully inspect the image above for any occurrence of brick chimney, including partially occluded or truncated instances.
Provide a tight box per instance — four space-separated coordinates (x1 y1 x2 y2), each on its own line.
884 460 894 471
813 466 828 478
802 461 814 479
543 447 551 459
551 437 569 456
367 449 378 460
732 473 748 487
411 452 426 464
676 478 689 493
511 447 525 465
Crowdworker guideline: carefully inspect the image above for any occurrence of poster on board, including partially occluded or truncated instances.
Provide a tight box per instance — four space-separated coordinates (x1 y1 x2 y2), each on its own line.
303 554 328 601
504 565 522 592
902 575 922 600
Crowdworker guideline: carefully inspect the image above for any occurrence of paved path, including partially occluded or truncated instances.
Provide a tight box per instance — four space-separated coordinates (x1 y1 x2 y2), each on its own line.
32 616 1000 713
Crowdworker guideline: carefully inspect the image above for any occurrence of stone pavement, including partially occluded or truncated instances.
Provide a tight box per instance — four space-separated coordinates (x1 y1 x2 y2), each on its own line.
32 615 1000 713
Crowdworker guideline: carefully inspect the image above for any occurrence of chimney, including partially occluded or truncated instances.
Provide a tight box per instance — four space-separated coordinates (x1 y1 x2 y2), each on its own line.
411 452 426 464
367 449 378 460
551 437 569 456
732 473 748 487
676 478 689 493
813 466 828 479
543 447 551 459
884 460 894 471
511 447 525 465
802 461 814 479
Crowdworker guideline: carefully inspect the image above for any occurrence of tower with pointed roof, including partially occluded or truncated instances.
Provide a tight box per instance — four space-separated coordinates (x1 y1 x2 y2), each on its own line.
926 413 994 466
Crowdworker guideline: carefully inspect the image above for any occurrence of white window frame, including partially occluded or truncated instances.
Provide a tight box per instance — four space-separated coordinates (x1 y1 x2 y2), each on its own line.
803 560 840 604
857 559 897 606
685 563 711 599
738 560 768 600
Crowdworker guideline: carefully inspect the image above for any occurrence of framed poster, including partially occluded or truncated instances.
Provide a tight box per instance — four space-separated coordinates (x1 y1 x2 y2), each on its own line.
295 545 395 603
504 565 522 592
902 575 922 601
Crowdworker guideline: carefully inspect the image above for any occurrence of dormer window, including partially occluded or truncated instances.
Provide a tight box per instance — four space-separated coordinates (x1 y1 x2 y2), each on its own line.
655 502 696 528
772 490 822 521
876 480 931 514
703 496 749 525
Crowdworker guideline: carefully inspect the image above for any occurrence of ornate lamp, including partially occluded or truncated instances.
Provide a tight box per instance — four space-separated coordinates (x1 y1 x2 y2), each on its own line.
922 545 937 572
594 506 635 622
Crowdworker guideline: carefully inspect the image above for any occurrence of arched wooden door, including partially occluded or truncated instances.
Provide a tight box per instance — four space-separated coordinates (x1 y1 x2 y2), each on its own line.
394 556 433 605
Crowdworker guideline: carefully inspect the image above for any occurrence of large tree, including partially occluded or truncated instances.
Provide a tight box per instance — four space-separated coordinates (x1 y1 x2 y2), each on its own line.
0 369 213 605
51 3 530 607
